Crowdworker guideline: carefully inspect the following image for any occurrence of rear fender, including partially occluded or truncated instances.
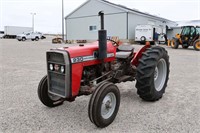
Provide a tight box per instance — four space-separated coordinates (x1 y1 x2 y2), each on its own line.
131 44 151 66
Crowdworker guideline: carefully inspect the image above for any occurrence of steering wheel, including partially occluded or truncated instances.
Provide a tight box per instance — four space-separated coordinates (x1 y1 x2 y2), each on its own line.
107 38 119 46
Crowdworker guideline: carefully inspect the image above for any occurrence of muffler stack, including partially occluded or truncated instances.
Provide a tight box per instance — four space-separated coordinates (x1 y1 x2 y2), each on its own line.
98 11 107 60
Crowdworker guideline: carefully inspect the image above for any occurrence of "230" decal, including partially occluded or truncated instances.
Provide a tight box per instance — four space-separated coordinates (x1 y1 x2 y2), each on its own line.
72 57 83 63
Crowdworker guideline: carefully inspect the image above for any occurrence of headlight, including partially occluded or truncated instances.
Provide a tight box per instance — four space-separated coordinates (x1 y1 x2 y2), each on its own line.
49 64 54 71
60 66 65 73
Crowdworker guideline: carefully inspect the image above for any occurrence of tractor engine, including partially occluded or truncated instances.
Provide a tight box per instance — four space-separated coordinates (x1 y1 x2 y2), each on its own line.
111 56 136 82
81 66 98 86
81 65 101 86
81 55 136 85
81 62 114 86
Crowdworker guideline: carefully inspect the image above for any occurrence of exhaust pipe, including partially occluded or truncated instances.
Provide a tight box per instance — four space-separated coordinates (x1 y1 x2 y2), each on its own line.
98 11 107 60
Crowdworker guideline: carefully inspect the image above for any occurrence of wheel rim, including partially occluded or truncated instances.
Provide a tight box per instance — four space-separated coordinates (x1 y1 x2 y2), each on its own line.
101 92 116 119
141 36 145 41
154 59 167 92
195 41 200 49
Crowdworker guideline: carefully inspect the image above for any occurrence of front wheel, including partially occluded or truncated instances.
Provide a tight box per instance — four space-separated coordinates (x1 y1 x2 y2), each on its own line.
88 82 120 128
136 46 170 101
38 75 64 107
171 39 179 49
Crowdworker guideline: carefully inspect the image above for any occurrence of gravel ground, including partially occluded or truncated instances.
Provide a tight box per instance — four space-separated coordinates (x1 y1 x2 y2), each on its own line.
0 38 200 133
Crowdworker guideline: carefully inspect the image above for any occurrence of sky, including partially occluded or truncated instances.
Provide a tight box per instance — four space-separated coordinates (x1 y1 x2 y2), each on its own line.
0 0 200 34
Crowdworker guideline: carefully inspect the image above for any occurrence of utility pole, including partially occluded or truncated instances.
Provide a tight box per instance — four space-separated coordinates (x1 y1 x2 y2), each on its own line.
62 0 64 42
31 13 36 32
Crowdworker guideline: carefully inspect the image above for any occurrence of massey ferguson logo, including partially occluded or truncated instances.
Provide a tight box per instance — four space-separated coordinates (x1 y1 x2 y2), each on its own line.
54 64 59 71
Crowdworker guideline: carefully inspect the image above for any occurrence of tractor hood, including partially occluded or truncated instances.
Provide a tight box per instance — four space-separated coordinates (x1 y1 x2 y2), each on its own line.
57 41 116 58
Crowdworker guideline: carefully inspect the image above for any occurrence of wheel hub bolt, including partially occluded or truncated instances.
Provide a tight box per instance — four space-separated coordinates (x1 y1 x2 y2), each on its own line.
105 101 111 109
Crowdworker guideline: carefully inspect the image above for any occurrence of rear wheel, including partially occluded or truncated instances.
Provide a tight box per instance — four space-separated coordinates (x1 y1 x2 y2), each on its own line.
38 75 64 107
22 37 26 41
88 82 120 128
140 36 146 44
171 39 179 49
193 39 200 51
136 46 170 101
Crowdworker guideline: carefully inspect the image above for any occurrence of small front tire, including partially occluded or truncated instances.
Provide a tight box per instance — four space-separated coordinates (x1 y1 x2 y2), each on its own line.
88 82 120 128
38 75 64 107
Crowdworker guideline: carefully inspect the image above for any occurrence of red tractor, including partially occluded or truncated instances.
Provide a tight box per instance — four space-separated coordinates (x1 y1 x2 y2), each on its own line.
38 12 170 128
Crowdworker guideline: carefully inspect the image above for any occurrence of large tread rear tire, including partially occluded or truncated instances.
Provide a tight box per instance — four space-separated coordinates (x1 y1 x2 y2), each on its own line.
88 82 120 128
136 46 170 101
38 75 64 107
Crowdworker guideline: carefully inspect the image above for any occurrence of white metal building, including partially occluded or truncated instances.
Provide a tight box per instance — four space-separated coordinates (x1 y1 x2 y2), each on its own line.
65 0 177 42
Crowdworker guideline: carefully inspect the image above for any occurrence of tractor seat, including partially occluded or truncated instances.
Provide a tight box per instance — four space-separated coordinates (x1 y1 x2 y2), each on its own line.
117 45 134 51
116 45 134 59
116 52 132 59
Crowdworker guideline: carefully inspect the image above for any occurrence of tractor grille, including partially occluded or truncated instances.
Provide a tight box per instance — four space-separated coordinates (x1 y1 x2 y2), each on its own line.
47 52 65 64
46 51 71 98
48 72 66 97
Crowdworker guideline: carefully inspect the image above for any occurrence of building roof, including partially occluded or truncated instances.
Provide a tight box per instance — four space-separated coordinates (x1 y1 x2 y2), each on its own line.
100 0 173 22
66 0 174 23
